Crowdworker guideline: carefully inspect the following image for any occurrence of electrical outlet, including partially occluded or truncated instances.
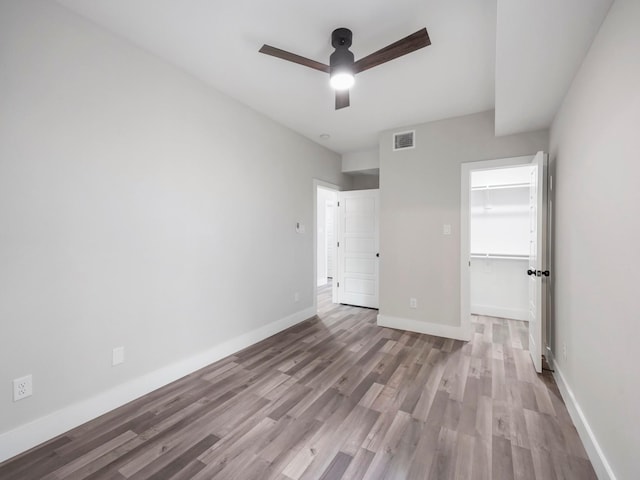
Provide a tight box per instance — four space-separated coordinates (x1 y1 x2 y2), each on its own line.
294 292 299 303
409 297 417 309
562 342 567 361
112 346 125 366
443 224 452 235
13 375 33 402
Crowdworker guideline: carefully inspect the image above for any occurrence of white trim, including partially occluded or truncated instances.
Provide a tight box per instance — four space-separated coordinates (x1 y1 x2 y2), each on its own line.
470 304 528 321
547 352 617 480
377 314 472 341
0 306 315 463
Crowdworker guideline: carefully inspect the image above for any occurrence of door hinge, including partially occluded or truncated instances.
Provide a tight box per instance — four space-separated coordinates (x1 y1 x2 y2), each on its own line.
337 241 340 247
337 201 340 207
337 282 340 288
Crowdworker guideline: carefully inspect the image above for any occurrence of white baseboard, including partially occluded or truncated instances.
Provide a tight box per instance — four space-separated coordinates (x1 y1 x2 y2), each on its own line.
547 352 617 480
0 306 315 464
471 304 528 321
377 314 472 341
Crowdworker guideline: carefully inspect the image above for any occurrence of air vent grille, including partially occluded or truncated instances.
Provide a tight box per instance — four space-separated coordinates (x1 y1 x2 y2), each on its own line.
393 130 415 151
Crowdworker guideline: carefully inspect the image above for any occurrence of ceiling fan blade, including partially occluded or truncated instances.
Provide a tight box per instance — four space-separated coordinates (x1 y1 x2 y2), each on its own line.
259 45 330 73
335 90 350 110
353 28 431 74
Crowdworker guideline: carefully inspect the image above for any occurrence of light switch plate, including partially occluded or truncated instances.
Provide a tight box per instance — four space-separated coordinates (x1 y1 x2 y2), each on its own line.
443 224 452 235
112 346 125 366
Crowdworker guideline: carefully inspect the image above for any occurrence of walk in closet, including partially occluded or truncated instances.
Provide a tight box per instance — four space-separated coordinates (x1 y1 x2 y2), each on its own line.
470 166 532 321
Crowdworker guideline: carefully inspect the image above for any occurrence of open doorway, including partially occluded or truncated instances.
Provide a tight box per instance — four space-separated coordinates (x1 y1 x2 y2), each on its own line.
461 153 550 373
469 165 533 321
317 187 338 288
316 185 338 313
313 181 381 314
314 181 339 314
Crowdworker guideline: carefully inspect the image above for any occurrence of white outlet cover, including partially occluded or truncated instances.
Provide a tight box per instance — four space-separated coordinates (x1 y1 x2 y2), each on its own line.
409 298 417 308
443 224 452 235
13 374 33 401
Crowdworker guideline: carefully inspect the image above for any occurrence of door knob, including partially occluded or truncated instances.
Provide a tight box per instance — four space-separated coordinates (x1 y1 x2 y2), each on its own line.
376 253 379 258
527 269 536 276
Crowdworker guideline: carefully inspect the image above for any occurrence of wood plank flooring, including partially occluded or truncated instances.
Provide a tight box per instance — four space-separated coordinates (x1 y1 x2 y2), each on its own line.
0 282 596 479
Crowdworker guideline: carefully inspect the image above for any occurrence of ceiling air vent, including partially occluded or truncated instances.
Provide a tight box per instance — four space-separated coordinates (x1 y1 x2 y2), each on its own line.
393 130 415 151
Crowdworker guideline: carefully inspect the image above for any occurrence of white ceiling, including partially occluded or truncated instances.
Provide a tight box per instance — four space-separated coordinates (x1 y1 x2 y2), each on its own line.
54 0 611 154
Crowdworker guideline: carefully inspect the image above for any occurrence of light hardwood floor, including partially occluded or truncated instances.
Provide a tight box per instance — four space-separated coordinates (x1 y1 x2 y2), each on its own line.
0 282 595 479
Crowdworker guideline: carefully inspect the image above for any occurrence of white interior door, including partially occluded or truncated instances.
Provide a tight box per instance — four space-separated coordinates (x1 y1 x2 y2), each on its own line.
337 190 379 308
527 151 548 373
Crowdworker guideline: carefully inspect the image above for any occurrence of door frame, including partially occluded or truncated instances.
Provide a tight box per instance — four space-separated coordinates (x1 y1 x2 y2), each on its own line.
460 155 537 340
313 179 340 314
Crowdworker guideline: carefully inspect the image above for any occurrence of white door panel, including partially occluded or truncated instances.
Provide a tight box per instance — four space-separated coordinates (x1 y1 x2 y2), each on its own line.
345 237 376 254
344 217 376 234
337 190 380 308
345 197 376 214
345 258 376 275
344 278 376 296
528 151 548 373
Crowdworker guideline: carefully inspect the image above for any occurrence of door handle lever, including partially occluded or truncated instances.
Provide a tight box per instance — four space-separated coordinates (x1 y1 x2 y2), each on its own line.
528 269 550 277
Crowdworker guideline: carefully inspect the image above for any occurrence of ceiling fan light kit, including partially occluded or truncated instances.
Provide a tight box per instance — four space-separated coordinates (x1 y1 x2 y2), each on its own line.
259 26 431 110
329 73 355 90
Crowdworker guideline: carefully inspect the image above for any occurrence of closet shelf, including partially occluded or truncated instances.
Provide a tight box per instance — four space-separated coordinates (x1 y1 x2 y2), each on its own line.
471 253 529 260
471 182 529 191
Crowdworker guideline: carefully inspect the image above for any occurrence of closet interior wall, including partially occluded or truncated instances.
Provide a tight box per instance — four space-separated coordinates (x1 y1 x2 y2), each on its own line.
470 166 532 321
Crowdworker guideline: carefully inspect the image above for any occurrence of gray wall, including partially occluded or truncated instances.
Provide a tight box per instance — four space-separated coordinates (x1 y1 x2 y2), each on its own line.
549 0 640 478
342 149 379 173
0 0 349 437
350 174 380 190
378 111 548 329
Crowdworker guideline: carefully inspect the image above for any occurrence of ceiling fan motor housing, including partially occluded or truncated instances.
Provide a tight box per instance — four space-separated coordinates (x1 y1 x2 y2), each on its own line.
331 28 352 48
330 28 354 75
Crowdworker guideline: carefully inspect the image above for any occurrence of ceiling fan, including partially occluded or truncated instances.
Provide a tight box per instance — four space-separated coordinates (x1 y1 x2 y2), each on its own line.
259 27 431 110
